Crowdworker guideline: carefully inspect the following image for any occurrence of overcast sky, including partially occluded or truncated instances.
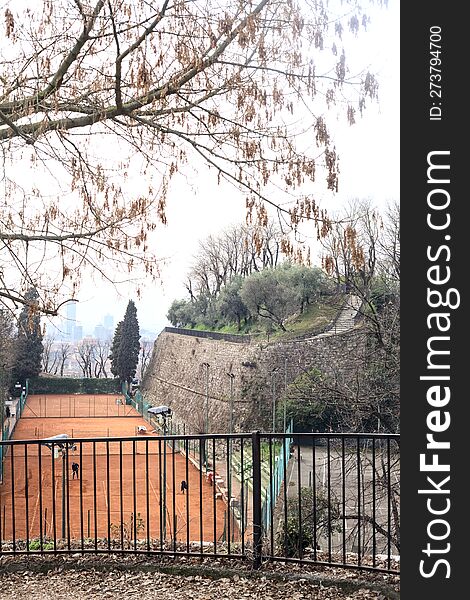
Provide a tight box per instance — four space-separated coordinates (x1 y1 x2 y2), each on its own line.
48 0 400 337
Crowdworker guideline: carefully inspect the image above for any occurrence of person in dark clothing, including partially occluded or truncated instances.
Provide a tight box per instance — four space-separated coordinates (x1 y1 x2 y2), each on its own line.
180 480 188 494
72 462 80 479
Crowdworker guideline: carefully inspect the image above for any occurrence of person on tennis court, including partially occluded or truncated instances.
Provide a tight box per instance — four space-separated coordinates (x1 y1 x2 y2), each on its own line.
180 480 188 494
72 462 80 480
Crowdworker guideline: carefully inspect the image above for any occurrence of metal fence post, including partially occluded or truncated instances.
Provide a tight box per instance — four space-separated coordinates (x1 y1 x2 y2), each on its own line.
251 430 263 569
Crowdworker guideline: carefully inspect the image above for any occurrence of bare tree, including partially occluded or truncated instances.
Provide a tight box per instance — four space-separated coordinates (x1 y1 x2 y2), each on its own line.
138 341 153 381
378 201 400 282
56 343 73 377
93 339 111 378
0 309 15 409
1 0 382 315
76 341 96 378
187 223 283 298
321 199 400 348
42 337 57 374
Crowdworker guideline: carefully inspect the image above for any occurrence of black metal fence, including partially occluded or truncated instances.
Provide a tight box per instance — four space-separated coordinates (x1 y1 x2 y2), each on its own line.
0 432 399 573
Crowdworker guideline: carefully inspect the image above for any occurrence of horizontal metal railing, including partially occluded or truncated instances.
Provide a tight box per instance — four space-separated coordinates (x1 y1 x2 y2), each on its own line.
0 432 399 573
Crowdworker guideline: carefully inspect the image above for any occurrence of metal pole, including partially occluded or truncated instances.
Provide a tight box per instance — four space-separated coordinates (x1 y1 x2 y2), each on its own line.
283 357 287 434
228 374 234 435
271 370 276 433
204 363 209 435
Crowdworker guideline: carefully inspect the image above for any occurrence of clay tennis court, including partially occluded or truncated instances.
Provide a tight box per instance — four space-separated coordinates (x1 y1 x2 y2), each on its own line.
0 394 237 547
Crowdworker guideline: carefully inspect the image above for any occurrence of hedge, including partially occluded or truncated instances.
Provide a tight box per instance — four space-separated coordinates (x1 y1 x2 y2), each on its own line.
26 377 122 395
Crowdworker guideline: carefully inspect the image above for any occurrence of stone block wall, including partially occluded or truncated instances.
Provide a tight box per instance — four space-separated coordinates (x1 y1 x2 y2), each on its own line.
142 327 368 434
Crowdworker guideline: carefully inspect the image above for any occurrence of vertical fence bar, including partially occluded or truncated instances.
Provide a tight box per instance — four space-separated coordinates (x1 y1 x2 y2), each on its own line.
268 437 274 556
185 438 190 553
0 484 2 554
296 443 302 560
66 445 71 550
24 444 30 551
172 438 176 551
240 437 245 556
158 438 163 553
212 438 217 553
387 437 392 571
93 441 97 552
146 439 150 552
251 431 262 569
356 437 361 567
119 440 124 553
226 436 231 551
132 440 137 551
327 436 331 562
38 442 43 551
10 444 16 551
372 438 376 568
51 444 57 551
199 438 203 554
79 442 84 553
43 508 47 545
341 436 346 566
282 432 288 559
106 440 111 551
312 437 317 562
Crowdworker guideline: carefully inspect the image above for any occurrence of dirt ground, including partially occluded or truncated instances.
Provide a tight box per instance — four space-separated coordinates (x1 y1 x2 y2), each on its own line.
0 554 400 599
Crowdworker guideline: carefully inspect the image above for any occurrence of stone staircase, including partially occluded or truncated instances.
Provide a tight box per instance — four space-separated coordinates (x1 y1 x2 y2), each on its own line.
311 294 363 340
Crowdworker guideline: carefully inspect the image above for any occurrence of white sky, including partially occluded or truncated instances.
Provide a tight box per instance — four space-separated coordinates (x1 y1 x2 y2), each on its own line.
46 0 400 337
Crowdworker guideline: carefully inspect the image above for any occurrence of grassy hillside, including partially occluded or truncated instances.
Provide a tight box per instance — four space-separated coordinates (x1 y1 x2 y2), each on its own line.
186 294 344 341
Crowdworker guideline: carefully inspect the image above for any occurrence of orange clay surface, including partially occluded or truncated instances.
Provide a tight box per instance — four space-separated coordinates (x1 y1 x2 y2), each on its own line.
0 395 235 545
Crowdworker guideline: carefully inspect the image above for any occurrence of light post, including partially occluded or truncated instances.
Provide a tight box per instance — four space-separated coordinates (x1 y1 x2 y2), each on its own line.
202 363 210 435
271 368 278 433
283 357 288 434
227 373 235 435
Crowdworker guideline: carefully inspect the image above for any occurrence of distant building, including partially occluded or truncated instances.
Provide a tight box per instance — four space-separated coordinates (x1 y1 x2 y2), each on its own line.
103 314 114 331
94 324 107 340
65 301 77 340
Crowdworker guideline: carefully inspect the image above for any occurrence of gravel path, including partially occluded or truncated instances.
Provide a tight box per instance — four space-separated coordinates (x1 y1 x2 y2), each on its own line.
0 556 399 600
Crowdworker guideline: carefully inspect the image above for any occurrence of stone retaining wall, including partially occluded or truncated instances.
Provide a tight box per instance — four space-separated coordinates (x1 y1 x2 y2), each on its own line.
142 327 368 433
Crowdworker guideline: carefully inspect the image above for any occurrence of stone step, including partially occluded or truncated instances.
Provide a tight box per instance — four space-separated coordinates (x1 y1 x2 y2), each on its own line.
305 294 362 340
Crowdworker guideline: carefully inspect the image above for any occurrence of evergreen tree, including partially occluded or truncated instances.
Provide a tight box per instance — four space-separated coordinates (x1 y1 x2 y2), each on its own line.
109 321 123 378
12 288 44 384
110 301 140 383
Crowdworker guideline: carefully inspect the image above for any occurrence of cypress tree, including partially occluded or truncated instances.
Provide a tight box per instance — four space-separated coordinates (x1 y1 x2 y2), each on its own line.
110 301 140 383
109 321 123 378
12 288 44 384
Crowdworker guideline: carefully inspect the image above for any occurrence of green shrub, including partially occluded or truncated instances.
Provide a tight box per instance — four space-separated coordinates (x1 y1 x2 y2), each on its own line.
278 487 342 557
27 377 121 395
28 540 54 551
